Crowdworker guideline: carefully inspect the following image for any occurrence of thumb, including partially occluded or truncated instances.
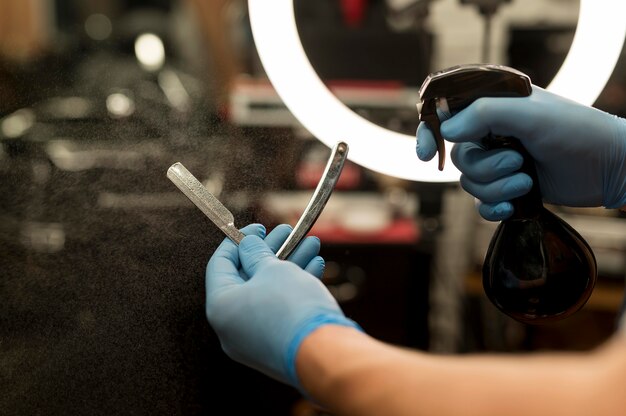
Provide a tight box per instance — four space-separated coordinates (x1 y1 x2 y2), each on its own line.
239 234 279 277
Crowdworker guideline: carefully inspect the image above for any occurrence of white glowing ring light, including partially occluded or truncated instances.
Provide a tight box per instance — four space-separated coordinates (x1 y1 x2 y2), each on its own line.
249 0 626 182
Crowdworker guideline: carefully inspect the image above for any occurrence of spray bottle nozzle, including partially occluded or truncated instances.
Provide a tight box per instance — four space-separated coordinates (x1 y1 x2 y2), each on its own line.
416 63 532 170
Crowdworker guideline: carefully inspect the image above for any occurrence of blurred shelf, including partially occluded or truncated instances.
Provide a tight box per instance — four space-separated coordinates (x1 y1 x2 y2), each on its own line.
228 76 420 128
313 218 419 245
261 190 420 245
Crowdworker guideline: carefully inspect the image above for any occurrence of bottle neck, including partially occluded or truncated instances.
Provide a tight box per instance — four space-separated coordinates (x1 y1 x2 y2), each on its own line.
483 136 544 219
510 179 544 219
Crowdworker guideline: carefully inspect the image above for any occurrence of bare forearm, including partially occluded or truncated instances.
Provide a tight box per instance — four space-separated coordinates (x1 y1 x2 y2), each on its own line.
296 326 626 416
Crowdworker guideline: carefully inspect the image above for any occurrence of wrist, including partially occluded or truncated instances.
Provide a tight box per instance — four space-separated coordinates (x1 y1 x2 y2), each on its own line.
296 324 400 414
295 325 369 400
285 314 363 391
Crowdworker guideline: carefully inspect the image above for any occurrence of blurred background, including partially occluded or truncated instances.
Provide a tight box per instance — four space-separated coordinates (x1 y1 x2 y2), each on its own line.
0 0 625 415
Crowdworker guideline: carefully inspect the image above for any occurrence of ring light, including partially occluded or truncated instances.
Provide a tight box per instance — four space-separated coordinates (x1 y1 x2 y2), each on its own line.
248 0 626 182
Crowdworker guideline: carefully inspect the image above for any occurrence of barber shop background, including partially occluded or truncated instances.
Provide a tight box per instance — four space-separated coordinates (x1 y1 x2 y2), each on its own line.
1 0 625 414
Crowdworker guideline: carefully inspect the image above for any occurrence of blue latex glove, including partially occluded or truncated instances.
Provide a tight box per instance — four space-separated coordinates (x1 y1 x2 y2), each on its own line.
205 223 361 389
416 86 626 220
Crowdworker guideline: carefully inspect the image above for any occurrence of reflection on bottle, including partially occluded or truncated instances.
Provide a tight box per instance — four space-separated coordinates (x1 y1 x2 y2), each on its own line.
483 207 597 323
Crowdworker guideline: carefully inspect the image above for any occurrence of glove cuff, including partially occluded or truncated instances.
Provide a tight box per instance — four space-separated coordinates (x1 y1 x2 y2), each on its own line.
285 314 363 394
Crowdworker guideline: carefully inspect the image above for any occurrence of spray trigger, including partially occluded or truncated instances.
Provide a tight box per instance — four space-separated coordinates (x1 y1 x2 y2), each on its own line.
417 63 532 171
417 96 446 170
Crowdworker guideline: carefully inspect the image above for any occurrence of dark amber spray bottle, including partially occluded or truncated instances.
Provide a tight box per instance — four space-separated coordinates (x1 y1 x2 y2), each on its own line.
418 64 597 324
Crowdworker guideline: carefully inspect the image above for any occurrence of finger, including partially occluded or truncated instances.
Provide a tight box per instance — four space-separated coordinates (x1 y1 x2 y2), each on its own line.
416 122 438 161
264 223 293 253
304 255 325 279
207 234 239 275
451 142 524 183
460 172 533 204
206 237 245 298
288 236 321 269
206 223 264 285
240 223 266 238
239 235 280 277
440 87 544 143
477 201 514 221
